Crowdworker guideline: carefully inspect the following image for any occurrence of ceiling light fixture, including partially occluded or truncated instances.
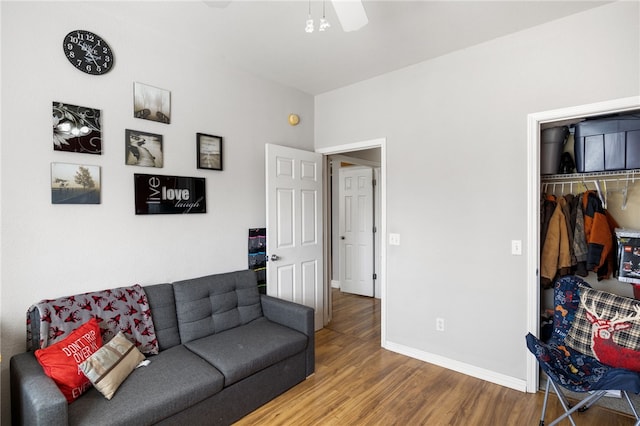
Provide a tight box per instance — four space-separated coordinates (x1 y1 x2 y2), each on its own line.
305 0 314 33
305 0 331 33
319 1 331 32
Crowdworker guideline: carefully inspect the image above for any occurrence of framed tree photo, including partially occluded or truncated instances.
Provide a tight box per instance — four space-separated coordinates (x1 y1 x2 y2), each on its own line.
51 162 101 204
197 133 223 171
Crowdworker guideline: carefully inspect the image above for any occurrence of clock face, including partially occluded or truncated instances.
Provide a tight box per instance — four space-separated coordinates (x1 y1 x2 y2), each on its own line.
63 30 114 75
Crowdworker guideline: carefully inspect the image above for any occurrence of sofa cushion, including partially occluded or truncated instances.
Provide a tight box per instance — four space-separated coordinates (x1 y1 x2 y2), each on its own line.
34 318 102 403
173 270 262 343
144 283 181 350
184 317 307 386
68 345 224 426
80 332 146 400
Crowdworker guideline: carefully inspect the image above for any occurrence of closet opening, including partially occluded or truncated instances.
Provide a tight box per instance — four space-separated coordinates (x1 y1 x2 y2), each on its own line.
526 97 640 393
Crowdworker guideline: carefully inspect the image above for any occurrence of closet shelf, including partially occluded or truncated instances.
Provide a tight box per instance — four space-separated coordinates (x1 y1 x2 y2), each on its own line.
541 169 640 183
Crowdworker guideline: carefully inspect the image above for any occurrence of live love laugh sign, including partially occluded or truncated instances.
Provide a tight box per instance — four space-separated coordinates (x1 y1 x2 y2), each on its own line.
134 174 206 215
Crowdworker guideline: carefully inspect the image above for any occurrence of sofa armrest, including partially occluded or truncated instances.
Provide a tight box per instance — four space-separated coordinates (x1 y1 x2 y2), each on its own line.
260 295 315 377
10 352 68 426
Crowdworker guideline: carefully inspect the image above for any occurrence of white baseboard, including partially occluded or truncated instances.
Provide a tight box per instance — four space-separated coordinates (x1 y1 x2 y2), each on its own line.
331 280 340 289
383 341 527 392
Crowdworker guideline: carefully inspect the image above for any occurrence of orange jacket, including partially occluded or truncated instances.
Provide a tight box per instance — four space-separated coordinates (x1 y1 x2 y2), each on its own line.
582 191 618 279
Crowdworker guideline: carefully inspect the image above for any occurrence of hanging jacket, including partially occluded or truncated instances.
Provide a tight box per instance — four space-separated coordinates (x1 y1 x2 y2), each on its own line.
541 197 571 289
572 195 588 276
560 194 576 267
582 191 616 277
540 194 557 253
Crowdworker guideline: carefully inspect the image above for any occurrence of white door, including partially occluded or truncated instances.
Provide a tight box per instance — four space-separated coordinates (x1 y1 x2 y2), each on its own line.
265 144 324 330
339 166 374 297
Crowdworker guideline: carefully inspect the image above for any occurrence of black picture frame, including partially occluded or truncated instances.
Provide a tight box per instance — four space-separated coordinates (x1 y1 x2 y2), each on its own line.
125 129 163 168
197 133 223 171
134 173 206 215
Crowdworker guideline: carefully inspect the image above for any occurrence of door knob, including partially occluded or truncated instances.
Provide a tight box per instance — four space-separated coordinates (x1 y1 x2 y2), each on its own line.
340 236 345 240
270 254 280 261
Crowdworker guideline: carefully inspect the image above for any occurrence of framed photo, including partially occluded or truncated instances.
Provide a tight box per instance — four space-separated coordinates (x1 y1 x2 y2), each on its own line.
125 129 163 168
133 82 171 124
134 173 206 215
197 133 223 170
51 163 101 204
52 102 102 155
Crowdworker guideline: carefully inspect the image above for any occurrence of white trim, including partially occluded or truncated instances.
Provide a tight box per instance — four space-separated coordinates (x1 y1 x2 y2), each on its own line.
384 341 527 392
331 280 340 289
316 138 387 345
316 138 386 155
526 96 640 393
330 153 381 168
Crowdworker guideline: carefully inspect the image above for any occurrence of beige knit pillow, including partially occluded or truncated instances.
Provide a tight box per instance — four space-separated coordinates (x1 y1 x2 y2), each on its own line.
80 332 145 400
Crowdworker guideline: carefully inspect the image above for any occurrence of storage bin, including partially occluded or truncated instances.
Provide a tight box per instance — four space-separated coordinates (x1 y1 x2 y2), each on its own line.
540 126 569 175
574 113 640 172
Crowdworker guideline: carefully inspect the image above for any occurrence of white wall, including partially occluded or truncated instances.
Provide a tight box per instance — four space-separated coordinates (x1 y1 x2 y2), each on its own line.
0 2 313 422
316 1 640 386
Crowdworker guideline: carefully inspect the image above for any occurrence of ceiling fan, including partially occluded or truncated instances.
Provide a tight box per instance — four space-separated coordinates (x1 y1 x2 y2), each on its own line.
203 0 368 32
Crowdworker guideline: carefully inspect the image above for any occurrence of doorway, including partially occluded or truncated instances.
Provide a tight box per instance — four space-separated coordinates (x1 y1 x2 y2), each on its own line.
525 96 640 393
332 158 381 298
316 138 386 342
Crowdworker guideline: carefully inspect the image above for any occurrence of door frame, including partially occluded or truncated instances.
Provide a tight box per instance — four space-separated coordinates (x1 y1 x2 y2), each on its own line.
526 96 640 393
317 138 387 344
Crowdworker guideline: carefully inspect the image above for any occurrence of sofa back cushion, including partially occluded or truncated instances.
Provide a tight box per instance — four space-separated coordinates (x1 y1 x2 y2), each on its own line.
144 283 181 351
173 270 262 343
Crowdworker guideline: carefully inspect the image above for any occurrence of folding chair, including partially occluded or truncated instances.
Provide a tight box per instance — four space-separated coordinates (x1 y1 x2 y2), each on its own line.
526 275 640 426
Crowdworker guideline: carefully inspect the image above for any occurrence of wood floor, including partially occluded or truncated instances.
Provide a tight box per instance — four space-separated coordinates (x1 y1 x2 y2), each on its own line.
235 289 636 425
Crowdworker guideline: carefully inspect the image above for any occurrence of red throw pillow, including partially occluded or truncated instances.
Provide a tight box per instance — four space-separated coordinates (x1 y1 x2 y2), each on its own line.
35 318 102 403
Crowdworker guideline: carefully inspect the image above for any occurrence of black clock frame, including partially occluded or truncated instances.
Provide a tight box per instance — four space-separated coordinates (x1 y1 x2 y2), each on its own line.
63 30 114 75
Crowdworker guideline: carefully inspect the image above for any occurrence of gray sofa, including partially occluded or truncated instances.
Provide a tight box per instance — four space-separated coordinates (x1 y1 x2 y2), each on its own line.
10 270 315 425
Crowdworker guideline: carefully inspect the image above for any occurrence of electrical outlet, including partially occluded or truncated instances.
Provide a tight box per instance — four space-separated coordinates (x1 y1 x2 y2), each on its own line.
436 317 445 332
389 233 401 246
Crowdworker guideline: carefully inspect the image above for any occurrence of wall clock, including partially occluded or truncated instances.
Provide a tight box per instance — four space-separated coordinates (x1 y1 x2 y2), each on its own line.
63 30 114 75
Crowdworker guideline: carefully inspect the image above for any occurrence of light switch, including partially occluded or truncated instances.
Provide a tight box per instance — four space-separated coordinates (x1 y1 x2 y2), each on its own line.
511 240 522 255
389 233 401 246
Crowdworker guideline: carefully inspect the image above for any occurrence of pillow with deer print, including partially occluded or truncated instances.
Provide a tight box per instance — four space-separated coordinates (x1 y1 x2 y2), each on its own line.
565 285 640 372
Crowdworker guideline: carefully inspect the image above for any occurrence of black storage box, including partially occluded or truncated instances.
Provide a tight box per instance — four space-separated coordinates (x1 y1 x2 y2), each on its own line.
574 112 640 172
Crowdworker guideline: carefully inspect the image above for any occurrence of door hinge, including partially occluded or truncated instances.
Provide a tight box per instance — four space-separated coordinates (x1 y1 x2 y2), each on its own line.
372 179 377 186
373 273 377 280
373 226 377 233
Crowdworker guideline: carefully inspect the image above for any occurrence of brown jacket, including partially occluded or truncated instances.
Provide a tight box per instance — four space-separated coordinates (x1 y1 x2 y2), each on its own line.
541 196 571 288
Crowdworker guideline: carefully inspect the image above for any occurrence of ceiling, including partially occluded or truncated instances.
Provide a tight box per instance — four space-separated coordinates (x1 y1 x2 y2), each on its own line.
98 1 611 95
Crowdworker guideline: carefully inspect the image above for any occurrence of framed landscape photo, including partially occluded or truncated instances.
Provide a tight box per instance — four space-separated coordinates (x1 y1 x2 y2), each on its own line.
197 133 223 171
125 129 163 168
133 82 171 124
52 102 102 155
51 163 101 204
